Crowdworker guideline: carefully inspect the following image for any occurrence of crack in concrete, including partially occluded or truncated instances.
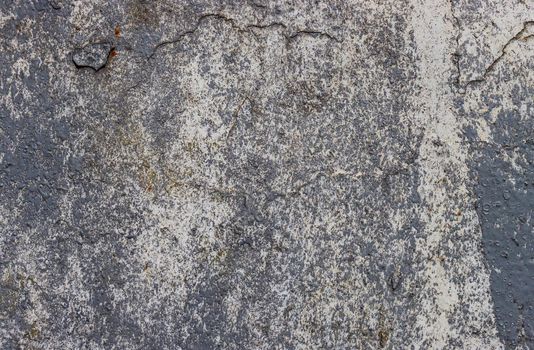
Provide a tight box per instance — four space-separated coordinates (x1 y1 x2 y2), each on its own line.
148 13 342 60
147 13 242 60
457 20 534 92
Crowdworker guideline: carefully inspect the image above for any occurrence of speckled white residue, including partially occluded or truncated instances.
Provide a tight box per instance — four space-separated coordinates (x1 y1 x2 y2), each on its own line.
69 0 109 43
12 57 30 77
0 9 14 29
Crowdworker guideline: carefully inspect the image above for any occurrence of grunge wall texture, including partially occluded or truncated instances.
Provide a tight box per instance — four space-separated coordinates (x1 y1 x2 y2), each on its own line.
0 0 533 349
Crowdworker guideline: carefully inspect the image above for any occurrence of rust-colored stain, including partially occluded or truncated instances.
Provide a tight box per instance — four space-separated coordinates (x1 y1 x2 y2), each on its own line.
114 25 121 38
110 49 118 58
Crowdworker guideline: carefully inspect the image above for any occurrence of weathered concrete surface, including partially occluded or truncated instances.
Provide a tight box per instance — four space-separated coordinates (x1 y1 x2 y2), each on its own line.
0 0 532 349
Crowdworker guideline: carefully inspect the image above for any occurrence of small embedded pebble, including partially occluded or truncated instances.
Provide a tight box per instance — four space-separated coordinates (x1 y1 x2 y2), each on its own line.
72 42 112 71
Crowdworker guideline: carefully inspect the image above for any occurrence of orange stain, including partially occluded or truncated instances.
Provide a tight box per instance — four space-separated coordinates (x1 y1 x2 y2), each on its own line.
114 25 121 38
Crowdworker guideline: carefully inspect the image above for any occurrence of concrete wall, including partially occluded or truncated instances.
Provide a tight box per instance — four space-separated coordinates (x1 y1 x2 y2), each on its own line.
0 1 533 348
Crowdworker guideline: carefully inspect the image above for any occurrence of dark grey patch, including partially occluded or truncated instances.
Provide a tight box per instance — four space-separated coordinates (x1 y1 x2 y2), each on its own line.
464 77 534 347
72 42 113 71
474 143 534 348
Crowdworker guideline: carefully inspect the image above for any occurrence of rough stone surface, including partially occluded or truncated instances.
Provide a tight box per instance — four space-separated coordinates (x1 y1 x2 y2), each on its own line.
0 0 532 349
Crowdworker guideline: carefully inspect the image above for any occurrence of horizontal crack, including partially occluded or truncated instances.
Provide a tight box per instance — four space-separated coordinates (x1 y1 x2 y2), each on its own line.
148 13 342 60
148 13 242 60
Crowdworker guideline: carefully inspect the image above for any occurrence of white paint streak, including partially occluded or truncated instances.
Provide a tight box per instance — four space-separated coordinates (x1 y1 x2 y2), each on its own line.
411 0 503 348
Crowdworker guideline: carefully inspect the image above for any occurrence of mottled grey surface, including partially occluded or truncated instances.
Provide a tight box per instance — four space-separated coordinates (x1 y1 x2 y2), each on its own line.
0 0 532 349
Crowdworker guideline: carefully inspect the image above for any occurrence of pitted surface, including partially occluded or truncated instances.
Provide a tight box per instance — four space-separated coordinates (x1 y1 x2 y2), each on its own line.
0 1 532 349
